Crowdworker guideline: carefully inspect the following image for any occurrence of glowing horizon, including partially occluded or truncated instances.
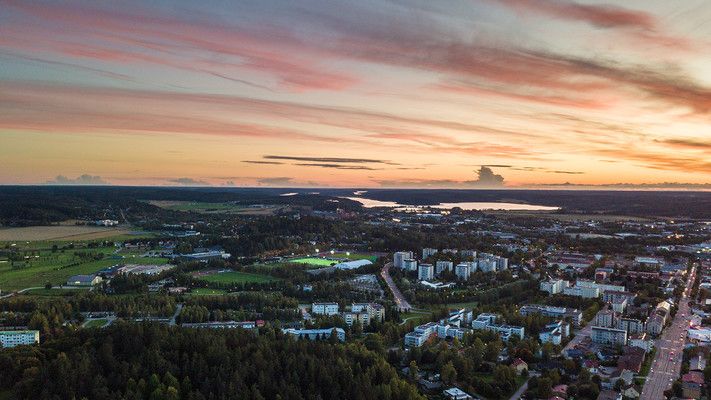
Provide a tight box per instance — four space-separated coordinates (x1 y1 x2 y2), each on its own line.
2 0 711 188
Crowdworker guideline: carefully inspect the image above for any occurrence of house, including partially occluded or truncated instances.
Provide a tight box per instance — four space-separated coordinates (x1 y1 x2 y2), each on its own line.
617 346 645 373
583 360 600 374
66 274 102 286
552 384 568 398
620 385 639 399
609 369 634 388
682 371 704 399
511 358 528 375
443 387 473 400
596 390 621 400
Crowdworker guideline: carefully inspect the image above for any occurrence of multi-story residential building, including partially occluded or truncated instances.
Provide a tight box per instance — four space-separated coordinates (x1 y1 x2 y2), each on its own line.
418 264 434 281
576 280 625 294
563 285 600 298
646 314 666 336
471 313 524 341
405 322 439 347
539 320 570 345
459 249 477 259
602 290 637 304
0 330 40 348
617 317 645 334
403 259 418 272
477 258 497 273
540 279 570 295
312 302 339 315
436 260 454 275
591 326 628 346
393 251 413 269
611 297 628 313
455 263 471 280
594 309 616 328
351 303 385 322
519 304 583 327
422 248 438 259
282 327 345 342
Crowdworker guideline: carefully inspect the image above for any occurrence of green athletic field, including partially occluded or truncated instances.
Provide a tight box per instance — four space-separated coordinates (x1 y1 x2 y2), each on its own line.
288 257 336 267
200 271 278 284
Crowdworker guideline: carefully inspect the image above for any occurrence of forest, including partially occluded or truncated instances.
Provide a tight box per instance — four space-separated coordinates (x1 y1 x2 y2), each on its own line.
0 322 424 400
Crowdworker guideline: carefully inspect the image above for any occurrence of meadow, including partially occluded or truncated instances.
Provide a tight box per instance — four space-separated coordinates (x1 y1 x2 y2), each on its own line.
148 201 283 215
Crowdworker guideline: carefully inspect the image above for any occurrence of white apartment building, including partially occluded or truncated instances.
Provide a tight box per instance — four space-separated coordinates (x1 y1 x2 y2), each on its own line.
282 327 345 342
312 302 339 315
455 263 471 280
539 320 570 345
0 330 40 348
563 285 600 298
403 259 418 272
591 326 628 346
422 248 438 259
471 313 524 341
393 251 413 268
418 264 434 281
540 279 570 295
436 260 454 275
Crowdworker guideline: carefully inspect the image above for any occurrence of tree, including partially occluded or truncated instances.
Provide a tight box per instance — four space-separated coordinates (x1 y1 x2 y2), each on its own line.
408 360 419 381
441 361 457 385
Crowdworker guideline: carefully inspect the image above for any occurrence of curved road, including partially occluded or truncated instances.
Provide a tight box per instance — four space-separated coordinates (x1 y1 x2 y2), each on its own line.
639 265 696 400
381 262 411 312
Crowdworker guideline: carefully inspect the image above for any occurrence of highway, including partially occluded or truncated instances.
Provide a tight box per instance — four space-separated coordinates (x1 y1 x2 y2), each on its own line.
639 265 696 400
381 262 411 312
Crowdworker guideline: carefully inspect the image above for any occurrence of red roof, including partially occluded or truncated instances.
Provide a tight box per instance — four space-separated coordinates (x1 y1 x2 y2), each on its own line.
553 384 568 394
682 371 704 385
511 358 527 367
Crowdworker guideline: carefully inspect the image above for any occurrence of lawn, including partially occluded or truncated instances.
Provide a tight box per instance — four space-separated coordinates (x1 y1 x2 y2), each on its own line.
200 271 278 284
22 288 89 296
84 319 109 328
190 288 228 295
0 245 169 291
289 257 336 267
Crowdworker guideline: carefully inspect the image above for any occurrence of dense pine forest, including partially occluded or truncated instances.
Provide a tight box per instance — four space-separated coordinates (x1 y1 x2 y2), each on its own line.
0 322 424 400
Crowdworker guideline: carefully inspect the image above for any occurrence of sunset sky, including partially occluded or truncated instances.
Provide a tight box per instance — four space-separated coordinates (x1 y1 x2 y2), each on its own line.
2 0 711 188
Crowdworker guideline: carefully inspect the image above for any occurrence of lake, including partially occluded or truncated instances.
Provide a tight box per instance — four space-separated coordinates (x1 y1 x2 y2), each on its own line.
341 197 559 211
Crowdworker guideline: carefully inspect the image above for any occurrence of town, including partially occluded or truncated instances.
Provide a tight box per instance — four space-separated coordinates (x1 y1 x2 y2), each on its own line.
1 187 711 399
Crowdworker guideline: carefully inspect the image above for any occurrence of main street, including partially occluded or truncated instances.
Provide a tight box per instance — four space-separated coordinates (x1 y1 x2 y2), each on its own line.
381 262 411 312
639 264 696 400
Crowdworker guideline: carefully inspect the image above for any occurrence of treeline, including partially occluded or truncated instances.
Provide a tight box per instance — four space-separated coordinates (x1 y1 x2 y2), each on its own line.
0 322 424 400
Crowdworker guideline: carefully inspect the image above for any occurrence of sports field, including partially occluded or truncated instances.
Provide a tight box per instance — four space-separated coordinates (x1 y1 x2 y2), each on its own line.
330 252 377 262
199 270 278 284
190 288 228 295
83 319 109 328
289 257 336 267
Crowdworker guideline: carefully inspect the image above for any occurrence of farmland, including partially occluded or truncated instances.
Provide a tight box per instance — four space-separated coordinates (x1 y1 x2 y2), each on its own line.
147 201 285 215
0 244 169 291
0 225 138 241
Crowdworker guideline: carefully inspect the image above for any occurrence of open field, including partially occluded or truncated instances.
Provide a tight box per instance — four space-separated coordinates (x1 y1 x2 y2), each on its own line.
84 319 109 328
289 257 336 267
0 245 169 291
147 200 286 215
22 288 89 296
190 288 228 295
0 226 136 241
198 270 278 284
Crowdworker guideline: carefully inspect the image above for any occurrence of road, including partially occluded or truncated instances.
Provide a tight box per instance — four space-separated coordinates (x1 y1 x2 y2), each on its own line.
639 264 696 400
381 262 411 312
508 378 529 400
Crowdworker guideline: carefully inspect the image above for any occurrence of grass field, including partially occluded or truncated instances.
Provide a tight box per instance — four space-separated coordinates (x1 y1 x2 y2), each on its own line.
190 288 228 295
0 226 137 241
22 288 89 296
84 319 109 328
289 257 336 267
0 245 169 291
199 271 278 284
